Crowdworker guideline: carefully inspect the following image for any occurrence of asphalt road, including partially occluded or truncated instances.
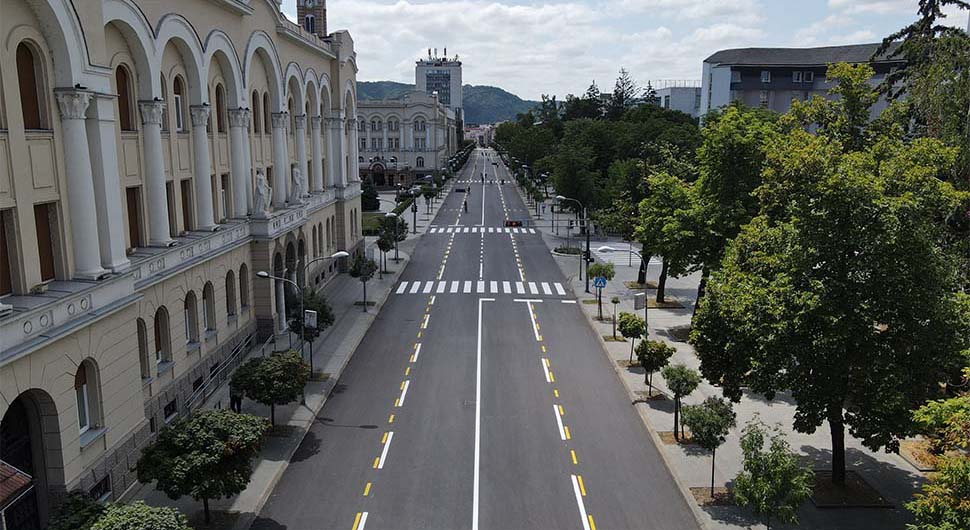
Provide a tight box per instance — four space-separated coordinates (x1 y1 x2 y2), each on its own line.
252 149 698 530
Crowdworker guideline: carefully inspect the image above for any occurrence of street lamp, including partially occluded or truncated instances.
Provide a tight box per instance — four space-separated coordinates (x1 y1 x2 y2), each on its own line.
597 245 648 330
558 195 591 293
385 211 401 262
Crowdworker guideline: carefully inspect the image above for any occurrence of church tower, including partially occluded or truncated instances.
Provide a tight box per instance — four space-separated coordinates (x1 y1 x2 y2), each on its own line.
297 0 327 38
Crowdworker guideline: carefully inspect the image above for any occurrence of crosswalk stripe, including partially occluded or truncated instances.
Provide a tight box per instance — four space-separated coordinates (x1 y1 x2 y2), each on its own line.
437 281 447 293
490 281 498 293
488 227 494 233
542 282 552 295
464 227 470 233
451 281 459 293
503 281 511 293
396 282 408 294
477 281 485 293
423 282 434 294
555 282 566 295
464 281 472 293
516 282 525 294
409 282 421 294
528 282 539 294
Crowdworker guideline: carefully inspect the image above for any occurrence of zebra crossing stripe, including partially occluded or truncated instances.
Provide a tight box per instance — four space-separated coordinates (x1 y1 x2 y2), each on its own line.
555 283 566 295
516 282 525 294
488 227 494 233
423 282 434 294
542 282 552 295
463 281 472 293
450 281 459 293
396 282 408 294
490 281 498 293
503 281 511 293
528 282 539 294
409 282 421 294
437 282 447 293
477 281 485 293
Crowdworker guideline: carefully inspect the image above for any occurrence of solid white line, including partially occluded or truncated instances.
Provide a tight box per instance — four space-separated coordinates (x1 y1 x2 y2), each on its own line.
502 281 511 293
477 280 486 293
437 281 447 293
490 281 498 293
421 314 430 329
554 404 567 440
526 300 542 341
528 282 539 295
423 282 434 294
571 475 592 530
562 300 577 304
481 179 486 226
473 298 495 530
555 283 566 295
451 281 460 293
464 281 472 293
413 343 422 361
378 432 394 468
430 295 436 305
357 512 369 530
516 282 525 294
396 282 408 294
541 282 552 295
479 262 483 279
397 381 410 406
541 358 552 383
409 282 421 294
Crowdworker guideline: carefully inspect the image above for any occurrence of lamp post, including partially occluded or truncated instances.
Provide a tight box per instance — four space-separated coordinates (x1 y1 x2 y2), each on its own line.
558 195 591 293
256 269 302 352
597 245 647 330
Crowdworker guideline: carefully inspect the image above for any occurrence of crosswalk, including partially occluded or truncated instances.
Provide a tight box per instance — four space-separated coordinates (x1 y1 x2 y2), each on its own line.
395 280 569 297
428 227 537 234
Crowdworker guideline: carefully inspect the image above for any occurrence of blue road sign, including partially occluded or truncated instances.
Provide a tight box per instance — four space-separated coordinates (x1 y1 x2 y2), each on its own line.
593 277 607 288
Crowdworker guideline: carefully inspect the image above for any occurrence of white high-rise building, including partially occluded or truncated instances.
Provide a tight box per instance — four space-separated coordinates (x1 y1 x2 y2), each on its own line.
415 48 463 118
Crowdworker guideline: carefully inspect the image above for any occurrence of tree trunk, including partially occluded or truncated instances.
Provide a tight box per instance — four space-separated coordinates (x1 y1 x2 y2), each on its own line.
656 258 669 304
637 258 647 285
829 409 847 485
692 271 709 317
203 497 210 524
711 447 716 497
271 404 276 426
629 338 635 363
612 307 617 338
673 397 680 440
597 288 602 320
362 281 368 312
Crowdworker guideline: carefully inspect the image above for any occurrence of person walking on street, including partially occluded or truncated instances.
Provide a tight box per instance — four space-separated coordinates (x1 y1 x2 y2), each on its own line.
229 381 243 413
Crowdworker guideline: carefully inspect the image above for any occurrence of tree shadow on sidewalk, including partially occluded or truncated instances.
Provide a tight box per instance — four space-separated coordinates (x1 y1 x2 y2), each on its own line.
249 515 288 530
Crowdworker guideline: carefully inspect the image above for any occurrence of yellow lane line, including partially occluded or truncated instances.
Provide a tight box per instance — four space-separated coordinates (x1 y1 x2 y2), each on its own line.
588 515 597 530
372 457 380 469
382 432 388 444
564 426 571 440
571 450 578 465
388 414 395 423
577 475 587 496
351 512 364 530
405 367 411 376
554 389 559 398
363 482 372 496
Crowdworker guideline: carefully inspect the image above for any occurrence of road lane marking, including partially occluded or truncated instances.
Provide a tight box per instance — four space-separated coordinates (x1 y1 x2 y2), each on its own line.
405 367 411 376
437 282 446 293
542 282 552 295
554 389 559 397
524 300 542 341
541 358 553 382
559 405 565 416
464 281 472 293
421 314 430 329
588 515 597 530
479 262 483 278
562 300 577 304
555 283 567 295
396 380 410 406
477 280 485 293
571 476 592 530
503 281 511 293
473 298 495 530
352 511 368 530
423 282 434 294
577 475 587 496
554 404 567 440
515 282 525 294
412 343 422 362
430 295 436 305
490 281 498 293
396 282 408 294
388 414 394 423
363 482 372 496
377 432 393 469
372 457 380 469
528 282 539 294
451 281 459 293
564 426 571 439
409 282 421 294
571 450 578 465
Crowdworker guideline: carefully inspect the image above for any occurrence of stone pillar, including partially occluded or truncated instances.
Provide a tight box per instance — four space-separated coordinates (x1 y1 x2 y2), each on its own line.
275 278 286 332
404 121 413 150
350 117 361 182
327 115 345 187
138 101 174 246
382 125 388 153
54 90 107 280
271 111 290 207
294 114 308 194
364 120 371 152
189 105 216 230
86 93 131 271
310 116 324 192
228 108 251 218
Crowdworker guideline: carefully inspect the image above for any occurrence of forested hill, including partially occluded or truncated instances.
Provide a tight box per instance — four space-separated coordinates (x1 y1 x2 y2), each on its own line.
356 81 539 125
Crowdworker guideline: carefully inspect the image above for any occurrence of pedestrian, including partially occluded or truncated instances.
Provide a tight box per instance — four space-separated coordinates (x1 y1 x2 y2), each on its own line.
229 381 243 413
463 200 468 212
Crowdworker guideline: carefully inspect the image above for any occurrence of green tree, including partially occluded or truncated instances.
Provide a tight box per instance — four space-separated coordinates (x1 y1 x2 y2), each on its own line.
617 311 645 363
605 68 639 121
643 81 659 106
91 502 191 530
636 339 675 391
906 455 970 530
562 81 604 121
691 127 969 484
733 420 814 530
661 364 701 440
682 396 736 496
636 171 693 303
232 351 310 425
287 289 335 343
349 255 378 311
48 492 105 530
587 262 615 319
610 296 621 338
376 234 394 276
137 409 269 524
913 392 970 454
361 175 380 211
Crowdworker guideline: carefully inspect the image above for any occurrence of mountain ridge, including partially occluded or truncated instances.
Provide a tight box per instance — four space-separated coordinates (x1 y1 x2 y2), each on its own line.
356 81 539 125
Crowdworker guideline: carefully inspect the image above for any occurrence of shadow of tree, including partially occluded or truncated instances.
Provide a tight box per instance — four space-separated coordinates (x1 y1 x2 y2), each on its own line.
249 516 288 530
289 429 321 463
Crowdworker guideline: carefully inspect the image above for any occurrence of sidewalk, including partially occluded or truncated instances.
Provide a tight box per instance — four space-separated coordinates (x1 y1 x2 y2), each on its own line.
521 185 922 529
130 182 456 529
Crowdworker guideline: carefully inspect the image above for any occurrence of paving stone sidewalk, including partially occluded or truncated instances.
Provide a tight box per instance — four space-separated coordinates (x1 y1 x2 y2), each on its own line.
522 185 925 530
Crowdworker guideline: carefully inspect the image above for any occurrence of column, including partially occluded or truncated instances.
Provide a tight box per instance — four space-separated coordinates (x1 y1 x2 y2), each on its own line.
382 125 388 153
327 115 346 187
189 105 216 230
349 117 360 182
137 101 174 246
54 90 107 280
310 116 324 192
364 120 371 153
86 93 130 271
404 120 412 150
294 114 308 197
271 111 290 207
275 278 286 332
228 108 252 218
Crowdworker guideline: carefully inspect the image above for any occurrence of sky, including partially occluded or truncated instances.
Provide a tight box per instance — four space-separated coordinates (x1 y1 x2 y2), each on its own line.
282 0 970 101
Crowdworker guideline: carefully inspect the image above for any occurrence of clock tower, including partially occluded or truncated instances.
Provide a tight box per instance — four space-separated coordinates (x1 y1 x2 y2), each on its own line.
297 0 327 38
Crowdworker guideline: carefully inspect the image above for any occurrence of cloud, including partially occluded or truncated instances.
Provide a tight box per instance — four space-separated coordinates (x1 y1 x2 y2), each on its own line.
615 0 764 24
827 0 913 15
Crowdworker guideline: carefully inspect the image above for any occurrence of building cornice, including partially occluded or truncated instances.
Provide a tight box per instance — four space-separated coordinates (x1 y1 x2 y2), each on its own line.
205 0 255 16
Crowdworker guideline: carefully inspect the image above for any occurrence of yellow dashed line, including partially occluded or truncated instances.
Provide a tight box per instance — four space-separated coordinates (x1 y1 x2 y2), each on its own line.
382 432 388 443
541 345 546 353
405 367 411 376
363 482 372 496
352 512 364 530
554 389 559 398
549 371 555 383
394 398 400 407
388 414 395 423
372 457 380 469
588 515 597 530
571 450 578 465
400 381 406 390
577 475 587 496
558 405 565 416
564 426 571 440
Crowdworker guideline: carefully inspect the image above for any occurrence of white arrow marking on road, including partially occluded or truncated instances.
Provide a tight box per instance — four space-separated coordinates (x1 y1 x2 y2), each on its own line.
571 475 592 530
378 432 394 468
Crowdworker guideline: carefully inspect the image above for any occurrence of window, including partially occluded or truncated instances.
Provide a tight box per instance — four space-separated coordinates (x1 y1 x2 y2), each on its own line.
304 15 315 34
184 291 199 343
154 307 171 363
180 179 193 231
202 282 216 331
391 138 400 149
125 187 143 249
804 71 814 83
793 71 803 83
663 95 670 108
730 70 741 83
160 75 169 132
312 226 318 257
33 203 56 282
215 84 227 133
163 399 177 421
192 376 203 392
759 90 769 108
137 318 150 379
359 138 367 151
263 93 271 134
221 174 230 221
173 77 186 132
760 70 771 83
116 66 135 131
252 91 261 132
416 156 424 168
239 264 250 307
225 270 236 316
16 42 47 130
75 367 90 433
89 476 111 502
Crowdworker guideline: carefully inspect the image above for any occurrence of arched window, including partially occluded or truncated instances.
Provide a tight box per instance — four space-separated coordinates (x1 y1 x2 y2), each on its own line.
304 15 315 34
74 361 100 434
325 218 331 251
312 226 318 257
173 76 186 132
203 282 216 331
252 90 261 132
160 75 170 132
154 307 171 363
358 119 365 132
225 270 237 316
137 318 150 379
263 93 271 134
239 264 250 308
416 156 424 168
184 291 199 343
215 84 227 133
16 42 47 130
115 65 135 131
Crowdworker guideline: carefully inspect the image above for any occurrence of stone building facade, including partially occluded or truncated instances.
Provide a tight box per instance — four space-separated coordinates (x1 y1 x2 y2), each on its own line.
0 1 363 528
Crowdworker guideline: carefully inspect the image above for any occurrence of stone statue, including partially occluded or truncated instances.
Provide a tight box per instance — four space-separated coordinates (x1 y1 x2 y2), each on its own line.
290 166 306 204
254 170 271 218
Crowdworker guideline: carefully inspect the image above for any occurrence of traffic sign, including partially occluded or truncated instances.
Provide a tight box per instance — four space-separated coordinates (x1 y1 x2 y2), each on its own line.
593 277 607 288
304 310 318 329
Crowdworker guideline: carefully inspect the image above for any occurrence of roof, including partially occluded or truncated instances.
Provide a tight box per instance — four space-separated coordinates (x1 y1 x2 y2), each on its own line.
0 460 32 510
704 42 903 67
